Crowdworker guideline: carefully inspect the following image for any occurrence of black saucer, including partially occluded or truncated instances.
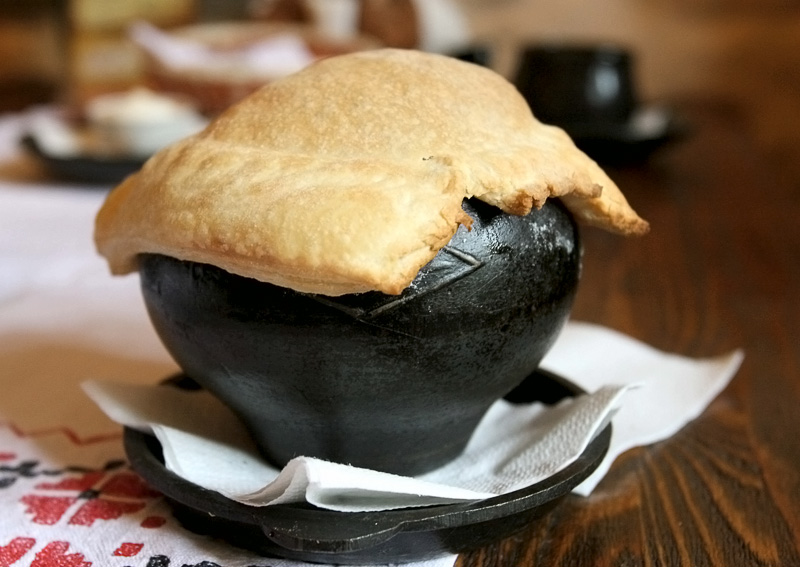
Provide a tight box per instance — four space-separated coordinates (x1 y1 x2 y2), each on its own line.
124 369 610 564
561 106 688 164
21 134 146 185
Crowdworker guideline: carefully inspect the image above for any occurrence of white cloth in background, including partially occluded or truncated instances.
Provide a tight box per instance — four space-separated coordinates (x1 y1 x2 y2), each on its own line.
250 0 472 53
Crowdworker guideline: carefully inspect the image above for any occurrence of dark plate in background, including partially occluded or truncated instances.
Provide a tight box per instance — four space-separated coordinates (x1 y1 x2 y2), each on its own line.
124 369 611 564
21 134 145 185
563 106 689 165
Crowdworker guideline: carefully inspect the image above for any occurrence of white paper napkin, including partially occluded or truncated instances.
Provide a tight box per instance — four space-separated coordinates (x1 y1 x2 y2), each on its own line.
540 322 744 494
83 379 628 512
83 324 743 511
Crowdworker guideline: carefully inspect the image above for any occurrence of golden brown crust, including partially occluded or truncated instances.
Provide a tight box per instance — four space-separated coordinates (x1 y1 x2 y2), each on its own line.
95 48 648 296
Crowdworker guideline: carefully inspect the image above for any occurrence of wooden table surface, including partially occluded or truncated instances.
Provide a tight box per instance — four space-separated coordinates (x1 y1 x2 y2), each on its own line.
460 103 800 566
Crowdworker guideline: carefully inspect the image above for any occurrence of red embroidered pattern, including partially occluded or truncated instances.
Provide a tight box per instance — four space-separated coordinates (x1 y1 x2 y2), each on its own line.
18 496 74 525
0 538 35 566
30 542 90 567
141 516 167 529
0 426 222 566
113 542 144 557
5 423 120 446
21 470 160 527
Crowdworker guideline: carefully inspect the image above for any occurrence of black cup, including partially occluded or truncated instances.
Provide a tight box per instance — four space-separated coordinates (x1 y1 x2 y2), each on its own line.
513 44 636 128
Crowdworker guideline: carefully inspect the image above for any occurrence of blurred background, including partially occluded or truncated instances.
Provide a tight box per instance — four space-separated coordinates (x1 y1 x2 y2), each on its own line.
1 0 799 173
464 0 800 170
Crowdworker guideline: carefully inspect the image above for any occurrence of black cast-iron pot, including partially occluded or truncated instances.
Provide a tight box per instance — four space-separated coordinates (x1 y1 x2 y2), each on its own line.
138 198 581 476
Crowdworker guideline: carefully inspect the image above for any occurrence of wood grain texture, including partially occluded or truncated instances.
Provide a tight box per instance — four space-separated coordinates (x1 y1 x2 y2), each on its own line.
458 102 800 566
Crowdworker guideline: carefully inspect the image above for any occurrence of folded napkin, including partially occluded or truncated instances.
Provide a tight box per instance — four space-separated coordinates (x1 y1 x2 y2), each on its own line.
84 322 743 511
83 379 628 512
540 322 744 495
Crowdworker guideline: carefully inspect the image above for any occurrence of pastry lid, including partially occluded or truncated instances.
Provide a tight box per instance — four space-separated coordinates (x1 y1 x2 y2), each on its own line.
95 48 648 296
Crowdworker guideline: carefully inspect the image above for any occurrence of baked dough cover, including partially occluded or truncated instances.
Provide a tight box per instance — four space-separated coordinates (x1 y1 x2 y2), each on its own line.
95 48 648 296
